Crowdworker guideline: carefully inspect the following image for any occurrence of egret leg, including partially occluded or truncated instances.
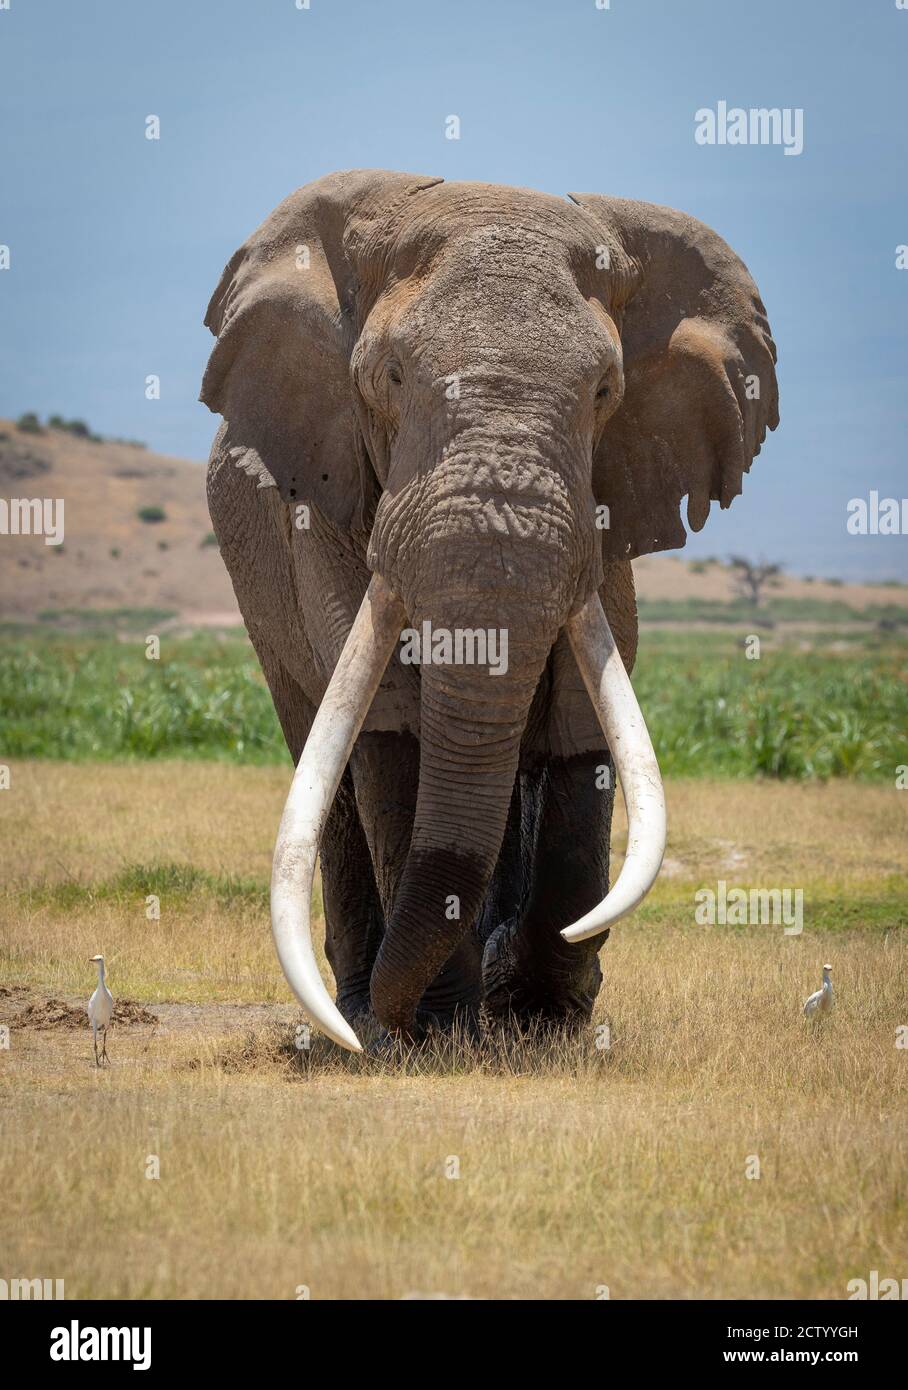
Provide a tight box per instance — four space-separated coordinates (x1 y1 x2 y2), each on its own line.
93 1026 100 1067
101 1027 109 1064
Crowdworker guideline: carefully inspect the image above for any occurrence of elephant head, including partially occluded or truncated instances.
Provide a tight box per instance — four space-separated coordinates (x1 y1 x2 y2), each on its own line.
201 170 779 1048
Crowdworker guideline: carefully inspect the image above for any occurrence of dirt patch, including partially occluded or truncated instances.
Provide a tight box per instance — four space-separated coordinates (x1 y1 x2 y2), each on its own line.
18 999 86 1030
148 1001 297 1035
15 996 158 1030
206 1025 307 1075
114 999 159 1026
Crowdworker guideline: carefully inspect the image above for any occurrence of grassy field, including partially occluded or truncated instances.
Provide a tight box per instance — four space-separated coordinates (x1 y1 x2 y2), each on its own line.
1 626 906 777
1 763 905 1298
636 594 908 625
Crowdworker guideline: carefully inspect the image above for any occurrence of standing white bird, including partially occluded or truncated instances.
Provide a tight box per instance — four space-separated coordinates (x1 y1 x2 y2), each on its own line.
803 963 833 1018
87 954 114 1065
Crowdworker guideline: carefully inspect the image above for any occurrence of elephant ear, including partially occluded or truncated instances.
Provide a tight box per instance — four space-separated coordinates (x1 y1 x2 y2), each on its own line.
200 169 443 529
569 193 779 558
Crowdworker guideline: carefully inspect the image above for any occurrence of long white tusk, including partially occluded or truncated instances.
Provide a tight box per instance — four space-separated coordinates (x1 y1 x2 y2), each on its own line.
561 592 666 943
270 575 406 1051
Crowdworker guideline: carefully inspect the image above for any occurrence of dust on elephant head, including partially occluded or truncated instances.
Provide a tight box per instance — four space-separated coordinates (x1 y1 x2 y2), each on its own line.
201 171 779 1044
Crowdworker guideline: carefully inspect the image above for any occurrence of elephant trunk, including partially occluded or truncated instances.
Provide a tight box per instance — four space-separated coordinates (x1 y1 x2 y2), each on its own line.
369 616 554 1035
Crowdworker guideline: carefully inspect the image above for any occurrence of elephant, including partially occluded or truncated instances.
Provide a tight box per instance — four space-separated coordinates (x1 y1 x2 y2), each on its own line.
200 170 779 1051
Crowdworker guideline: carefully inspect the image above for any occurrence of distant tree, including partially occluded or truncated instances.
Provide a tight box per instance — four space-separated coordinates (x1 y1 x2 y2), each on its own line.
17 411 44 434
48 415 101 441
137 505 167 524
728 556 782 607
200 531 219 548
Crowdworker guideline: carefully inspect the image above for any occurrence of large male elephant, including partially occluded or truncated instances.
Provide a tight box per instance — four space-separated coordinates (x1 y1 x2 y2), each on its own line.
201 170 778 1051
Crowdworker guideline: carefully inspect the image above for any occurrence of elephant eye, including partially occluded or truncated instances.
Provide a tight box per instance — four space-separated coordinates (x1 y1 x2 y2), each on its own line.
388 363 403 386
596 380 610 401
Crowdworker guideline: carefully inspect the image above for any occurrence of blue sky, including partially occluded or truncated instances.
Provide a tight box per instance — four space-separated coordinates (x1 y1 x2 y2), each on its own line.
1 0 905 580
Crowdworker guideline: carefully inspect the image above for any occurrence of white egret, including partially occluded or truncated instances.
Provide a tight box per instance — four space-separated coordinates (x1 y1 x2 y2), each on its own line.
803 963 833 1018
87 954 114 1065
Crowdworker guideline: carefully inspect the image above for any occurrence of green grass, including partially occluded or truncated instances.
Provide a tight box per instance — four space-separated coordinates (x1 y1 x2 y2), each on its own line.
0 631 278 761
636 596 908 625
23 863 271 913
636 891 907 934
19 866 904 938
37 606 178 632
0 627 905 778
632 636 907 779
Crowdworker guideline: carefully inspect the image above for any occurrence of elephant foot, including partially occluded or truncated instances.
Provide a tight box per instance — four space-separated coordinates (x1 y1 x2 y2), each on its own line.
412 932 483 1035
482 915 604 1025
415 1001 481 1042
365 1029 409 1062
335 987 373 1026
362 1005 479 1062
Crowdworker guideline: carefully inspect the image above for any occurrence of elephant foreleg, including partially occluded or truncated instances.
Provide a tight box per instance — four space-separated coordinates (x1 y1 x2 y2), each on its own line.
319 768 387 1025
234 626 388 1028
483 751 613 1023
350 730 483 1031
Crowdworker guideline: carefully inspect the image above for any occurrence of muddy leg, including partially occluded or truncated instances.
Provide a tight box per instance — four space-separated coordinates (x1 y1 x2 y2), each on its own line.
483 752 613 1023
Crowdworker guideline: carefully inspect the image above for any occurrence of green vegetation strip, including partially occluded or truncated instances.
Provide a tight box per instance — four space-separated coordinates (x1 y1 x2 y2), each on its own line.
21 863 270 912
636 596 908 625
0 629 905 778
636 893 907 934
14 863 905 936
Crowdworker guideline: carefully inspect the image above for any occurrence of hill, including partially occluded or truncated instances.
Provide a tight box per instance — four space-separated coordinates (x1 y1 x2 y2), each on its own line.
0 418 235 625
1 417 905 626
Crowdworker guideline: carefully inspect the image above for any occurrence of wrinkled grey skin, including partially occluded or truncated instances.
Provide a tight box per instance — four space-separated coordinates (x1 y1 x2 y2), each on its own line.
202 171 778 1039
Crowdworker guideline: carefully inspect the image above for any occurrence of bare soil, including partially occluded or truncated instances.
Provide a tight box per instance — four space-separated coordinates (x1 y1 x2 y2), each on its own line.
4 993 159 1031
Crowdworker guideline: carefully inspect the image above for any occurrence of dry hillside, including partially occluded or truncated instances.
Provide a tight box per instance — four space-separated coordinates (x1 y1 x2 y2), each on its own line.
0 419 236 623
1 418 904 623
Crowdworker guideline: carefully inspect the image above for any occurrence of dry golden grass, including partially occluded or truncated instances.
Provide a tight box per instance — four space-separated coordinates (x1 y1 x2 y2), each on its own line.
0 762 905 1299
